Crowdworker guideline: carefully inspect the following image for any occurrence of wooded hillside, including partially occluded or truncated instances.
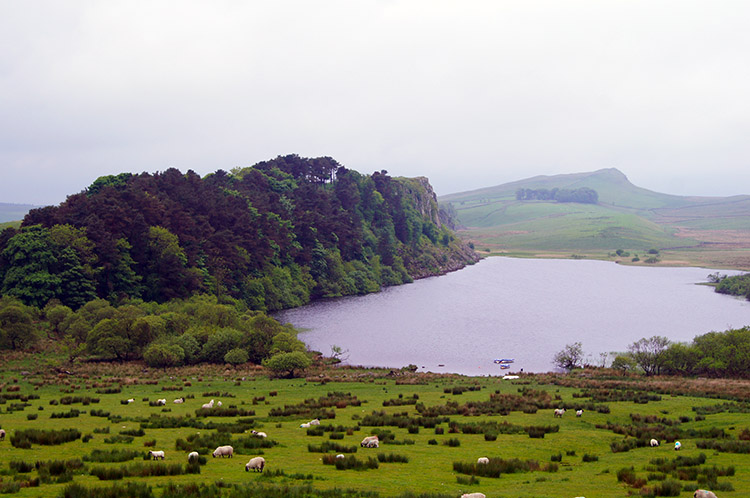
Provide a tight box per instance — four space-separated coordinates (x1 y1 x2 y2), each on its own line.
0 155 477 311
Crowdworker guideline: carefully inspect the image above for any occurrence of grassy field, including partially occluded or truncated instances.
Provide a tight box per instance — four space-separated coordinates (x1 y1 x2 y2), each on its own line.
1 357 749 498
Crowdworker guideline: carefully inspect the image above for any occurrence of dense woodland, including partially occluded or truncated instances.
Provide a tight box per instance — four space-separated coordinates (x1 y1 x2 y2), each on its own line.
515 187 599 203
0 155 476 312
713 272 750 300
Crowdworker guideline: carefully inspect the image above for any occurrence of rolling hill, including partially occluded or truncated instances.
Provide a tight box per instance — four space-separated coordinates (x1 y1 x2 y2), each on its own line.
439 168 750 269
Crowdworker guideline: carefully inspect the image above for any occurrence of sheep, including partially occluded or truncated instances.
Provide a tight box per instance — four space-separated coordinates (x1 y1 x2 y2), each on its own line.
217 400 222 407
674 441 682 451
156 398 166 406
213 445 234 458
650 439 660 447
126 398 135 404
188 451 199 462
250 430 267 438
460 493 486 498
245 456 265 472
309 418 320 426
361 435 379 447
693 490 718 498
173 398 184 404
335 454 345 459
202 399 215 410
576 409 583 417
554 408 565 418
365 439 379 448
300 423 311 428
477 457 489 464
0 429 5 440
148 450 165 460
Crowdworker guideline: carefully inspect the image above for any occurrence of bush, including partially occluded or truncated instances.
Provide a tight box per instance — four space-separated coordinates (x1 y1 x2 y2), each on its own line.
11 428 81 448
224 347 249 366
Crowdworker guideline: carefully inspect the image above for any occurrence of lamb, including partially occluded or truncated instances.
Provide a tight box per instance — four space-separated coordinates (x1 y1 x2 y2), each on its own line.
213 445 234 458
250 430 267 438
554 408 565 418
650 439 660 447
188 451 199 462
0 429 5 440
674 441 682 451
460 493 486 498
245 456 265 472
477 457 489 464
576 409 583 417
202 399 215 410
173 398 184 404
148 450 165 460
361 435 379 447
335 454 345 459
693 490 718 498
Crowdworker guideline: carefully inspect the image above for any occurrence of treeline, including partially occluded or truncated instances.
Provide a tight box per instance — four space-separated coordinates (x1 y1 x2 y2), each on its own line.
515 187 598 204
0 293 312 374
713 273 750 300
0 155 476 312
558 327 750 378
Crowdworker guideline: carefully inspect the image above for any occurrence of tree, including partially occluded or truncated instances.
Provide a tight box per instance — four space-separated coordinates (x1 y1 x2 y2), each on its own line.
553 342 584 371
224 348 249 366
263 351 312 378
628 336 671 376
0 304 37 350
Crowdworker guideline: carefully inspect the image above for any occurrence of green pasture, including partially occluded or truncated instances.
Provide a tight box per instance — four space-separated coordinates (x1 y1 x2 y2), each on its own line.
1 368 748 498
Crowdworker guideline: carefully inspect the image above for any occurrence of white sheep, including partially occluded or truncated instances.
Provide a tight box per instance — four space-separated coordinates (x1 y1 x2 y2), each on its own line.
361 435 379 447
156 398 166 406
188 451 199 462
335 454 345 459
300 423 311 428
674 441 682 451
245 456 265 472
202 399 215 410
576 409 583 417
477 457 489 464
126 398 135 404
173 398 184 404
693 490 718 498
148 450 165 460
650 439 660 447
554 408 565 418
365 439 379 448
213 445 234 458
460 493 486 498
217 400 222 407
250 430 267 438
0 429 5 440
309 418 320 426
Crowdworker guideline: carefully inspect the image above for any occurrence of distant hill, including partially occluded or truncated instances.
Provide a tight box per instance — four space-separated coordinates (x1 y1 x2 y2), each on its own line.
440 169 750 269
0 203 39 224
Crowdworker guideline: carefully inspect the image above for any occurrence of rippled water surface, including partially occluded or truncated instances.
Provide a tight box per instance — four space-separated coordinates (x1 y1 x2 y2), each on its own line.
274 258 750 375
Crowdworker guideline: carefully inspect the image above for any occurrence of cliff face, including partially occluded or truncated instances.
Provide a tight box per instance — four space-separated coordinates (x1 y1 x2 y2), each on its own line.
394 176 442 227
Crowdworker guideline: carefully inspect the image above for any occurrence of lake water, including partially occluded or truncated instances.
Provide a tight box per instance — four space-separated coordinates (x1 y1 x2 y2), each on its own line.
274 258 750 375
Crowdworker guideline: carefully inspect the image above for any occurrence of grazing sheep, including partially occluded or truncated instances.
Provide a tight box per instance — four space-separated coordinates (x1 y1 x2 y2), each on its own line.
213 445 234 458
126 398 135 404
156 398 166 406
361 435 379 447
245 456 265 472
188 451 199 462
0 429 5 440
250 430 267 438
694 490 718 498
460 493 486 498
148 450 165 460
365 439 379 448
217 401 222 407
650 439 660 447
554 408 565 418
300 423 311 428
309 418 320 426
477 457 489 464
202 399 215 410
576 409 583 417
173 398 184 404
335 454 345 459
674 441 682 451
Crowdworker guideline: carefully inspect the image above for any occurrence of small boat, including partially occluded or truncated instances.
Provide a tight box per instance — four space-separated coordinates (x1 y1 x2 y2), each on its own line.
494 358 514 364
498 364 510 370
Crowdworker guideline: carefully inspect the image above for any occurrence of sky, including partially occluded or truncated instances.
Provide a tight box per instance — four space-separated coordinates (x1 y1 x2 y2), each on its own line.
2 1 750 206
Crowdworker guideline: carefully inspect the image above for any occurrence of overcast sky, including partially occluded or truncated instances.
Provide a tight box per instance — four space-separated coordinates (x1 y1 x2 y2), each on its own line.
2 1 749 205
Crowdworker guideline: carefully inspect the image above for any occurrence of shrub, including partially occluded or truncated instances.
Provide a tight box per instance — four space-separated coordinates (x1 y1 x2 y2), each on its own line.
582 454 599 462
321 454 378 470
443 438 461 447
376 453 409 463
11 428 81 448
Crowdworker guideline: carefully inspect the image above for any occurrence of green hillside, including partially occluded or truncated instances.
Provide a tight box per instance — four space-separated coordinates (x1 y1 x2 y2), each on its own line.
440 169 750 267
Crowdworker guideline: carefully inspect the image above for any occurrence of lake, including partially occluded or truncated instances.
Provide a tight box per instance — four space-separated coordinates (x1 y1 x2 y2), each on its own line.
274 257 750 375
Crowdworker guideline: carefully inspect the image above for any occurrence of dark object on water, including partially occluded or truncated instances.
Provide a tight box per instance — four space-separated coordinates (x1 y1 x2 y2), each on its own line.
438 364 445 367
499 364 510 370
494 358 514 364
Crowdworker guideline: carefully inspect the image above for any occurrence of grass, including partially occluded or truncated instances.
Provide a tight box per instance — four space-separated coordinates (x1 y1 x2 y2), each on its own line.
0 362 749 497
